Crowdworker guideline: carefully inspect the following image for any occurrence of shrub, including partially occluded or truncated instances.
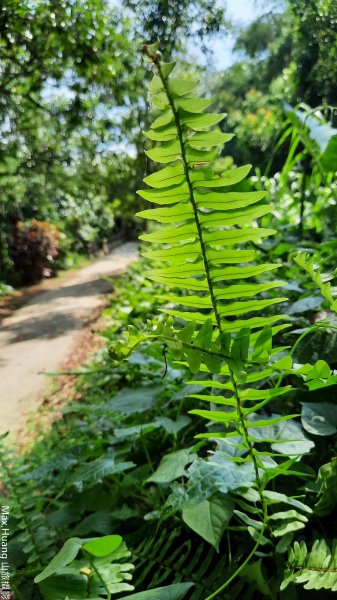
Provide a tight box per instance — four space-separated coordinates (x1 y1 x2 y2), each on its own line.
11 219 59 285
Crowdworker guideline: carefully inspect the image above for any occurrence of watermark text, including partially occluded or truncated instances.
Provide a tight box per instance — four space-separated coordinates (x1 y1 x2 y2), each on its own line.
0 505 10 600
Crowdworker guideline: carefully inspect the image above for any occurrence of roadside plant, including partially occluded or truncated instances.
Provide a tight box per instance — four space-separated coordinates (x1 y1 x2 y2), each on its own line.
3 44 337 600
10 219 59 284
110 44 337 597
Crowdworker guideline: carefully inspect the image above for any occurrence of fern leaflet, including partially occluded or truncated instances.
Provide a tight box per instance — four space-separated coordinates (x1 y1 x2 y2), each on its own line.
281 539 337 591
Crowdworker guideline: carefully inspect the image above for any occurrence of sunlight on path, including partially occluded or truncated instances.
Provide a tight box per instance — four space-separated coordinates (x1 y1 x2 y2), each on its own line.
0 242 138 436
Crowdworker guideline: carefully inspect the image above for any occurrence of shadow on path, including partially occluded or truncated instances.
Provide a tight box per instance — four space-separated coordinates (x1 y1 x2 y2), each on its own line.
0 241 138 436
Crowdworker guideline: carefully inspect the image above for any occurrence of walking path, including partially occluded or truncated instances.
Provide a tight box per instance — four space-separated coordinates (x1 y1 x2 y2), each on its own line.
0 242 138 436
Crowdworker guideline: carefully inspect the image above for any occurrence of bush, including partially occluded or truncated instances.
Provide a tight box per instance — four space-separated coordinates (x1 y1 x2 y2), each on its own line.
11 219 59 285
0 282 13 296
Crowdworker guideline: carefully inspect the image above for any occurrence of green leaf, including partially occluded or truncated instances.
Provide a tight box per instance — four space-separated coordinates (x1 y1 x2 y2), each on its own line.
288 296 322 315
82 535 122 557
161 62 176 77
202 350 222 374
266 417 314 455
137 183 189 204
314 458 337 516
168 455 255 509
207 248 256 264
108 386 159 415
185 348 201 374
34 538 83 583
204 227 276 245
177 97 213 113
214 281 283 300
39 573 87 600
180 111 226 130
189 408 237 424
156 416 191 434
210 263 281 283
195 190 266 209
144 126 177 142
147 449 194 483
145 141 182 164
151 92 170 110
182 495 233 550
170 78 199 96
199 204 272 227
143 164 184 188
151 110 174 129
188 131 234 148
281 539 337 591
231 327 250 360
252 327 273 360
116 583 194 599
195 318 213 349
301 402 337 436
177 321 197 343
234 510 263 531
240 560 273 597
70 457 135 488
269 509 308 523
193 164 251 187
140 223 197 244
247 414 300 430
272 520 306 537
263 490 312 514
137 203 193 223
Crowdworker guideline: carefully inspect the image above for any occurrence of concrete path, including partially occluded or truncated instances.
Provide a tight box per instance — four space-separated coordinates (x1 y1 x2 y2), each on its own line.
0 242 138 436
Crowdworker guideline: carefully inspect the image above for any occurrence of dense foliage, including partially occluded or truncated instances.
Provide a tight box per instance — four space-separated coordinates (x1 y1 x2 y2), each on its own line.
2 40 337 598
0 0 229 286
2 0 337 286
1 0 337 598
211 0 337 170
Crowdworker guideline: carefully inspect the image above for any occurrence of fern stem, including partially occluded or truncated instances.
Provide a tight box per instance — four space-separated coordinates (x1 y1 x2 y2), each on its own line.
204 523 267 600
89 557 111 600
155 62 224 335
230 373 263 489
229 371 270 528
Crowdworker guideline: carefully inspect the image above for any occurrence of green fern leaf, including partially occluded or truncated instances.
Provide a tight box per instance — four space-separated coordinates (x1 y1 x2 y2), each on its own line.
281 539 337 591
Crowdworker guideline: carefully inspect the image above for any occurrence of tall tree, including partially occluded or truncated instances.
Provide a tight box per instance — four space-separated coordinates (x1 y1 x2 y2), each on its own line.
123 0 229 57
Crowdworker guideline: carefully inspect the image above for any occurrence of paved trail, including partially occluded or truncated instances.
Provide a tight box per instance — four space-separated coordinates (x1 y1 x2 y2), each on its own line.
0 242 138 436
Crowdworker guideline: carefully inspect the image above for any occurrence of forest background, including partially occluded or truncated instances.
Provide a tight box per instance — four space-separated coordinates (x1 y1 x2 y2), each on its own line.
1 0 336 289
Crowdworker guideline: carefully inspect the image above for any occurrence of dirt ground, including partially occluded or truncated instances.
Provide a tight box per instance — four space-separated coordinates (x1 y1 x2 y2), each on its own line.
0 242 138 438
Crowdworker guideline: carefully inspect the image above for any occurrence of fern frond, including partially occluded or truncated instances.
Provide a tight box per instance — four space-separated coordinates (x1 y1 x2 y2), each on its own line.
281 539 337 591
136 49 296 444
293 250 337 312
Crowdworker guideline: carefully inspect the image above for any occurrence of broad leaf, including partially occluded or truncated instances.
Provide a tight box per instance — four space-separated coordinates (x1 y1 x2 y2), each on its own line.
182 495 233 550
301 402 337 436
147 449 194 483
116 583 194 600
82 535 122 557
35 538 83 583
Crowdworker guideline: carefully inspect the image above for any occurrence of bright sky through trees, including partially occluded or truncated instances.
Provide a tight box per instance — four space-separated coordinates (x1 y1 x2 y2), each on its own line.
205 0 266 69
